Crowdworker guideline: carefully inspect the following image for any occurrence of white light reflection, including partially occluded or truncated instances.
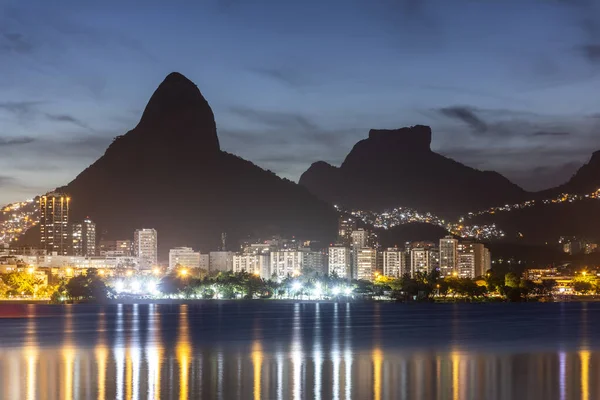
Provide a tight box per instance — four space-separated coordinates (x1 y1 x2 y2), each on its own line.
114 304 125 400
292 303 302 400
559 351 566 400
344 303 352 400
332 303 340 400
131 304 141 400
146 304 162 400
313 303 322 400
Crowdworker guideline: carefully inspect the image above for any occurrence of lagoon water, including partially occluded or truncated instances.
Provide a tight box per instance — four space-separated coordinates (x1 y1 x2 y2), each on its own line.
0 302 598 400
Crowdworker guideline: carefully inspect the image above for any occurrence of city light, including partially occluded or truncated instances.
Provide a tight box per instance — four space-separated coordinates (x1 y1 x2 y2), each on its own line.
179 269 189 277
146 281 158 294
291 282 302 292
130 280 141 292
114 281 125 293
344 287 352 295
332 287 341 296
152 267 160 275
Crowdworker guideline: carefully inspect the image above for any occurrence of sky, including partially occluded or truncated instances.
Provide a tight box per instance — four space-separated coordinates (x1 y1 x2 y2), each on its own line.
1 0 600 205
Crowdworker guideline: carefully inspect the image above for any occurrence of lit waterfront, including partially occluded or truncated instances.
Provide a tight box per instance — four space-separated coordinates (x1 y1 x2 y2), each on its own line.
0 302 598 400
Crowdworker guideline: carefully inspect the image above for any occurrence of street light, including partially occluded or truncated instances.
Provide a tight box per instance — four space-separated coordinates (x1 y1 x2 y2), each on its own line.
179 269 189 277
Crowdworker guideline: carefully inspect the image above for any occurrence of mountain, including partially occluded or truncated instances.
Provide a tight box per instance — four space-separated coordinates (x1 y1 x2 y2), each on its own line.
540 151 600 197
54 72 337 255
299 125 526 215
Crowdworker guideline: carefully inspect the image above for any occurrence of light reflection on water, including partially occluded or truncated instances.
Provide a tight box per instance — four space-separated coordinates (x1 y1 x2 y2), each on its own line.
1 302 600 399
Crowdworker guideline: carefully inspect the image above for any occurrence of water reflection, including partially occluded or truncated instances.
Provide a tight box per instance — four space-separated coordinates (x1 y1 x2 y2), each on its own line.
3 303 600 399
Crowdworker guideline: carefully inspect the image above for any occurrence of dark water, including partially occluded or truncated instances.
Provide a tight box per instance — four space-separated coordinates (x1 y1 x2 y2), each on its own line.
0 302 598 400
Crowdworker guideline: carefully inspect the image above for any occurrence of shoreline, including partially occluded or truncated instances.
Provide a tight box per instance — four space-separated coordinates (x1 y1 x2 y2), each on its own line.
2 296 600 305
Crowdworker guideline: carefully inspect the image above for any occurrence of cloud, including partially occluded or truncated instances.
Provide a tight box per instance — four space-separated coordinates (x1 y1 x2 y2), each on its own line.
45 113 92 131
0 101 42 116
0 31 33 54
531 131 571 137
438 106 488 133
229 107 320 132
0 176 16 187
581 44 600 63
0 136 36 146
251 67 311 88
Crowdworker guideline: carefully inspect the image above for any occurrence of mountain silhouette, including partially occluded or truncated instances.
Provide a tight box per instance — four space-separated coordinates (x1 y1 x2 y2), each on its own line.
299 125 526 214
540 151 600 197
56 72 337 255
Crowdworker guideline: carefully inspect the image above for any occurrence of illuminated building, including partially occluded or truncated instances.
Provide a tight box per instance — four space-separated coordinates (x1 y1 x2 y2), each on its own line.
39 192 70 255
351 229 369 279
169 247 201 270
270 250 303 278
233 253 270 279
457 242 490 278
134 229 158 269
410 247 438 277
382 248 406 278
99 240 132 257
338 217 357 246
439 236 458 277
356 247 377 281
328 246 351 278
72 218 96 257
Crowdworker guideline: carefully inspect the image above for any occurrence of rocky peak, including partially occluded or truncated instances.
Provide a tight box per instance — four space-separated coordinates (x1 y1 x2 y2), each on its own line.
135 72 220 153
367 125 432 152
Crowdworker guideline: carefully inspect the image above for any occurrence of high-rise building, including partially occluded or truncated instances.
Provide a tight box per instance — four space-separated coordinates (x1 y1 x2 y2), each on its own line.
356 247 377 281
134 229 158 269
270 250 303 278
383 248 406 278
439 236 458 278
457 242 489 278
169 247 201 270
40 192 70 255
328 246 351 278
351 229 369 279
209 251 234 273
72 218 96 257
338 217 357 246
410 247 436 277
233 253 271 279
483 247 492 275
99 240 132 256
301 249 327 274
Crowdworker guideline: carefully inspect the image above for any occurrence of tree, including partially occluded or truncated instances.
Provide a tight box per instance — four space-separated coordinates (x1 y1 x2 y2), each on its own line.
573 280 594 294
541 279 557 296
4 271 44 297
505 272 520 289
65 270 111 301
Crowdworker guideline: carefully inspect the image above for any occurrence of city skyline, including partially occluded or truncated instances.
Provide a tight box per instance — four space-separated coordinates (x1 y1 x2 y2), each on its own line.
1 0 600 204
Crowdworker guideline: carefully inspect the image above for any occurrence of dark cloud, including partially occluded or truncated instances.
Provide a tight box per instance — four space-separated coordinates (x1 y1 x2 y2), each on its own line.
45 113 92 131
581 44 600 63
229 107 319 132
531 131 571 137
0 101 42 116
438 106 488 133
0 136 36 146
251 67 309 87
0 176 16 187
0 31 33 54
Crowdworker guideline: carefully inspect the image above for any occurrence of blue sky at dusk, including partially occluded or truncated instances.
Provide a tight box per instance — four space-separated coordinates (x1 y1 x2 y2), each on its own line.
1 0 599 204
